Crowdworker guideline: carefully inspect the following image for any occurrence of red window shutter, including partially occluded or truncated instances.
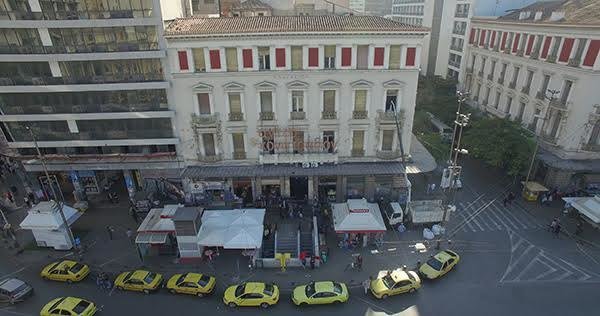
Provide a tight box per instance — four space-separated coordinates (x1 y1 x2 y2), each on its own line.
242 49 253 68
559 38 574 62
501 32 507 50
525 35 535 55
178 51 189 70
308 47 319 67
341 47 352 66
275 48 286 67
583 39 600 67
479 30 486 46
541 36 552 59
469 28 476 44
209 49 221 69
374 47 385 66
490 31 496 48
512 33 520 53
406 47 416 67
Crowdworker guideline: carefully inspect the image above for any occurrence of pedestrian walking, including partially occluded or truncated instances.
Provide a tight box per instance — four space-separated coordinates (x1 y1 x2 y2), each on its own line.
356 254 363 271
431 183 436 192
553 223 561 238
126 228 133 243
426 183 432 194
5 191 14 204
362 277 372 295
106 225 114 240
507 192 515 205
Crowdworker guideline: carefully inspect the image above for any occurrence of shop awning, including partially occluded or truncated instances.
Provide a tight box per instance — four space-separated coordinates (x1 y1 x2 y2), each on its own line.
332 199 387 233
563 196 600 224
20 201 82 230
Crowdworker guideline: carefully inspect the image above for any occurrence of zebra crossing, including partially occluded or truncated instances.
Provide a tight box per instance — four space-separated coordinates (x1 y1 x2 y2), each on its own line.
452 197 543 233
500 230 600 283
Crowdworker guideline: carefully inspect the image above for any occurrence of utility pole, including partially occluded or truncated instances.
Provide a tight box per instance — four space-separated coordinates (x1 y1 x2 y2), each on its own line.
26 126 76 249
391 100 410 204
522 89 560 195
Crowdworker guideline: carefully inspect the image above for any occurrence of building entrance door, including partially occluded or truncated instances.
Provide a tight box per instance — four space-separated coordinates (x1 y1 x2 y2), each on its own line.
290 177 308 200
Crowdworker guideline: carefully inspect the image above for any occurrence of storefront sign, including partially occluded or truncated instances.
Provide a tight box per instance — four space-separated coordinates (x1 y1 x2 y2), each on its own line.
250 127 335 153
349 208 370 213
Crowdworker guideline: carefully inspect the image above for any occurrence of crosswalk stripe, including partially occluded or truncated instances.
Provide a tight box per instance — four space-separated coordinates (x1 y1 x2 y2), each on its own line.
500 205 530 229
458 202 479 232
490 203 524 230
486 205 511 230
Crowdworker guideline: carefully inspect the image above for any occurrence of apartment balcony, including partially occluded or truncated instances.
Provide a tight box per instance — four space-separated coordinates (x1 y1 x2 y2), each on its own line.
228 112 244 121
508 82 516 89
530 50 540 60
449 45 463 53
487 74 494 81
0 42 159 55
540 133 559 146
233 151 247 160
0 73 163 86
352 111 368 119
546 54 557 63
448 60 461 68
452 29 466 36
191 113 219 127
567 58 581 67
290 111 306 120
521 86 530 95
0 8 154 21
583 144 600 152
455 12 468 18
259 152 338 164
493 45 500 52
376 150 401 160
503 47 511 54
483 43 489 49
497 77 504 85
549 99 570 110
516 49 524 57
351 149 365 157
259 111 275 121
199 153 223 163
377 110 404 123
321 111 337 120
536 91 546 100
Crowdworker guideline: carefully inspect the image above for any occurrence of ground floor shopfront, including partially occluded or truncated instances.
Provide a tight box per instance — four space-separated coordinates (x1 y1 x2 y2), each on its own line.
534 148 600 192
182 162 412 205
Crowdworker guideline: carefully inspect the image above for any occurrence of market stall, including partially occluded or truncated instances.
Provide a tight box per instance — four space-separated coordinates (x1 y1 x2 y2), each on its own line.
196 209 265 250
521 181 549 201
562 195 600 229
135 206 178 257
331 199 386 248
19 201 82 250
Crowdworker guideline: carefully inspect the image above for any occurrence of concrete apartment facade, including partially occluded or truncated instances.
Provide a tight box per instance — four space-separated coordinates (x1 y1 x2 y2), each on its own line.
0 0 179 196
461 0 600 189
164 15 428 203
390 0 474 79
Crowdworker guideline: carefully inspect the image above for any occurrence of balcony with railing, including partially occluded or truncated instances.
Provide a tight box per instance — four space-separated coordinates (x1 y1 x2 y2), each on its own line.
455 11 469 18
290 111 306 120
352 111 368 119
0 74 163 86
0 42 159 55
259 111 274 121
376 150 401 160
448 60 461 68
199 153 223 163
377 110 404 122
516 49 524 57
477 70 484 77
0 4 154 21
259 151 338 164
466 67 473 74
530 50 540 60
549 99 570 110
191 113 219 127
546 54 557 63
452 28 466 36
228 112 244 121
583 144 600 152
233 151 247 160
321 111 337 120
449 45 463 53
567 58 581 67
487 74 494 81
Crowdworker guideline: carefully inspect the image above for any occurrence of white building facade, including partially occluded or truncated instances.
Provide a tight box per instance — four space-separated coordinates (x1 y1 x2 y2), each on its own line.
165 15 428 203
0 0 179 195
390 0 474 79
462 17 600 188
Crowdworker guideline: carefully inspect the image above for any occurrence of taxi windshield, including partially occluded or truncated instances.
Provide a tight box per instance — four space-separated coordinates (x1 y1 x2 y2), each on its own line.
72 300 90 314
263 284 274 296
305 283 316 297
235 284 245 297
70 263 84 274
382 275 395 289
198 275 211 287
143 272 157 284
427 257 444 271
332 282 343 294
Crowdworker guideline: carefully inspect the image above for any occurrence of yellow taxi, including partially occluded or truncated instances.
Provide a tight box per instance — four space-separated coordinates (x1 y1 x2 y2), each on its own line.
40 297 97 316
223 282 279 308
114 270 163 294
292 281 349 306
40 260 90 283
370 268 421 299
166 273 216 297
419 250 460 279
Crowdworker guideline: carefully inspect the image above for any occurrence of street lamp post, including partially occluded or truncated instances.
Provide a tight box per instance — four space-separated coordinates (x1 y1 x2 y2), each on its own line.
522 89 560 195
26 126 76 249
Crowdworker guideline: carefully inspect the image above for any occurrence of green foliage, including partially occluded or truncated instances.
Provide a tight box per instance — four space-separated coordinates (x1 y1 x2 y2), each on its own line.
416 132 450 163
461 117 535 176
415 76 458 126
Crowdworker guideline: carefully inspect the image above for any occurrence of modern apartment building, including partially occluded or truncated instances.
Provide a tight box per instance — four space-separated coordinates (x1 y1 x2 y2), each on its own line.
165 15 428 203
390 0 474 79
0 0 179 196
187 0 353 17
461 0 600 189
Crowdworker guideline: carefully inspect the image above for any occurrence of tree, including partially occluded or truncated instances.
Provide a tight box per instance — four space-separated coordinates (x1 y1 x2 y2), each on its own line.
461 117 535 176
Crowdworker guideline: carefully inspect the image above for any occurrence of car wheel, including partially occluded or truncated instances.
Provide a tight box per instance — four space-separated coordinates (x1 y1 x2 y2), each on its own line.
409 288 416 293
196 292 204 297
228 302 237 308
381 294 388 299
143 289 150 294
260 302 269 309
169 289 177 294
299 302 308 307
66 279 72 284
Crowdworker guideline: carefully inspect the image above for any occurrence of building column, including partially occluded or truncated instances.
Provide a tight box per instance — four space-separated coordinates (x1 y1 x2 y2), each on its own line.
252 177 261 202
365 176 376 202
307 176 314 200
281 176 290 198
123 170 136 200
336 175 346 202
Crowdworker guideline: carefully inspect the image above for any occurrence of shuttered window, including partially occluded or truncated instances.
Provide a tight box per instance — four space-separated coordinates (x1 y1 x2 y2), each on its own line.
260 91 272 112
381 130 394 151
559 38 575 62
469 28 476 44
373 47 385 66
583 40 600 67
178 51 188 70
500 32 507 50
228 93 241 113
291 46 302 70
405 47 416 66
352 130 364 151
389 45 401 69
225 47 238 71
275 48 286 67
308 47 319 67
197 93 210 114
209 49 221 69
192 48 205 72
341 47 352 66
323 90 335 112
512 33 520 53
242 49 253 68
525 35 535 55
354 90 367 111
541 36 552 59
232 133 245 152
490 31 496 48
479 30 486 46
202 134 216 156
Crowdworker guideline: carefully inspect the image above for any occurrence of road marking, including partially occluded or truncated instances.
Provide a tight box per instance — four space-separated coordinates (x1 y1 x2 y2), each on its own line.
484 206 506 230
0 267 26 280
577 243 600 267
354 296 394 315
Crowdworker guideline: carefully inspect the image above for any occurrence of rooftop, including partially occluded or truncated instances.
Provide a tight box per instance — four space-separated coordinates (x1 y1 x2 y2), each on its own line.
489 0 600 25
232 0 272 11
165 15 428 37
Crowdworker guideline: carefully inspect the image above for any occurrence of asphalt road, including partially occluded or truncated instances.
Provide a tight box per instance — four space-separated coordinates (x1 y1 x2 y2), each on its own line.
2 159 600 316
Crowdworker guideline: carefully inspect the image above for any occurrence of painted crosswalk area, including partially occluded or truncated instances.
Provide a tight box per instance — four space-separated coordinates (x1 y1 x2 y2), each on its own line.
500 230 600 283
452 198 543 233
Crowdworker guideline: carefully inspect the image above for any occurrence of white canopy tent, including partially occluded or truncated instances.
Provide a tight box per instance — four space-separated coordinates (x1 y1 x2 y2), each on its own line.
197 209 265 249
563 195 600 225
19 201 82 250
332 199 386 233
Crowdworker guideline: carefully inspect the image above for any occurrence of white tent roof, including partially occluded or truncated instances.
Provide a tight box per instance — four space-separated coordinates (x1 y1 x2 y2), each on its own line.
332 199 386 233
563 195 600 224
19 201 82 230
137 208 175 233
197 209 265 249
